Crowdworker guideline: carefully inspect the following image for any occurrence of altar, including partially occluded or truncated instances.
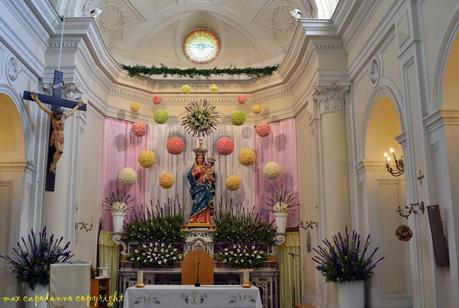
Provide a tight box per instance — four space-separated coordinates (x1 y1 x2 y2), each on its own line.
123 285 263 308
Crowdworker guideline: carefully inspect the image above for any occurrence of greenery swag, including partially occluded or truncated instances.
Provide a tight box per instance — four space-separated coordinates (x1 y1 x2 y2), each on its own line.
122 64 278 79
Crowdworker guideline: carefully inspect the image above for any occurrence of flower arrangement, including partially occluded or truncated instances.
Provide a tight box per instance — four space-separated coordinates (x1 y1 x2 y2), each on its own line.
252 104 262 114
395 224 413 241
118 167 137 186
130 241 181 268
216 136 234 155
266 186 299 214
0 227 72 290
104 189 133 213
225 175 241 191
181 84 191 94
237 95 247 104
263 161 282 180
154 108 169 124
209 84 219 94
166 137 185 154
181 100 221 137
138 150 156 168
312 228 384 283
255 122 271 137
153 95 161 105
231 110 246 126
130 101 140 112
217 243 266 269
132 122 147 137
238 148 256 166
159 172 175 189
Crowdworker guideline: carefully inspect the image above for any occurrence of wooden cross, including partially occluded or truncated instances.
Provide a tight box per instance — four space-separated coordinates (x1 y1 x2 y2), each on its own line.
23 70 87 191
417 169 425 186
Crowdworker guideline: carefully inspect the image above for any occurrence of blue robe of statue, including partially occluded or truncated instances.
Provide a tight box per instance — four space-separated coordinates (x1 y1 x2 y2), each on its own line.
187 167 216 218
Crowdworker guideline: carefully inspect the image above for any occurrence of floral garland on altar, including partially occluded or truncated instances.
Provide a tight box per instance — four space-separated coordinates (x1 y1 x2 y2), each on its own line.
217 243 266 269
122 64 278 79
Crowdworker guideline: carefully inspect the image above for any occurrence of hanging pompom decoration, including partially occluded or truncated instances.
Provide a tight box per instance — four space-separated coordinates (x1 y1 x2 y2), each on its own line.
255 122 271 137
225 175 241 191
153 95 161 105
166 137 185 155
138 150 156 168
252 104 262 114
130 101 140 112
154 108 169 124
216 136 234 155
209 84 219 94
132 122 147 137
118 167 137 186
263 161 281 180
238 148 256 166
231 110 246 126
159 172 175 189
237 95 247 104
181 84 191 94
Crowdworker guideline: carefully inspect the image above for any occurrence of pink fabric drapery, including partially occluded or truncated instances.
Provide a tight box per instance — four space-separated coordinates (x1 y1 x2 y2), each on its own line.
101 117 147 231
255 118 299 228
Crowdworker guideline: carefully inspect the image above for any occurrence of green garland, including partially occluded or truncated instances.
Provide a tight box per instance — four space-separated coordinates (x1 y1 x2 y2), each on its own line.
122 64 278 79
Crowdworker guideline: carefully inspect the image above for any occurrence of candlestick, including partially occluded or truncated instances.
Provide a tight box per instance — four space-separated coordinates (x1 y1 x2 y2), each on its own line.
136 270 144 288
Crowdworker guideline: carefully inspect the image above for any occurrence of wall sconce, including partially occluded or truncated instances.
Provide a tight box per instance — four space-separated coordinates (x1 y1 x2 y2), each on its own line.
384 147 404 177
396 202 425 219
301 220 318 253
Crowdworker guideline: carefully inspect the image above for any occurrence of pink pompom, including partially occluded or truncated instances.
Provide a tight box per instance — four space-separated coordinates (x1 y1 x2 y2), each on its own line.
167 137 185 155
216 136 234 155
237 95 247 104
255 122 271 137
132 122 147 137
153 95 161 105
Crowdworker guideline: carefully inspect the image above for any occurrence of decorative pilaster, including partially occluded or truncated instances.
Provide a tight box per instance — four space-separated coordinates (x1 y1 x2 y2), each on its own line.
312 82 350 115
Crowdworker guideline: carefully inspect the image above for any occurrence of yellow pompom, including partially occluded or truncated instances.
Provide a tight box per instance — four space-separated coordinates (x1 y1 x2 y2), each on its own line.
138 150 156 168
238 148 256 166
130 101 140 112
118 167 137 185
181 84 191 94
252 104 262 114
209 84 219 94
159 172 174 189
225 175 241 191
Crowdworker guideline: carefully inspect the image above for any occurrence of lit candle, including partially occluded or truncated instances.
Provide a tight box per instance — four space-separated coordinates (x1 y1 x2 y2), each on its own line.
390 147 394 153
137 270 143 285
387 156 391 162
384 152 388 160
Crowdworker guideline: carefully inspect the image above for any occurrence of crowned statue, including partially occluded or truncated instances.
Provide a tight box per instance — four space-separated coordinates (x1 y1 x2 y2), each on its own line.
185 144 217 227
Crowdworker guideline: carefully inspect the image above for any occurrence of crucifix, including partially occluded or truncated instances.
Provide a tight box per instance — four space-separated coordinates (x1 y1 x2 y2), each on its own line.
23 70 87 191
417 169 425 186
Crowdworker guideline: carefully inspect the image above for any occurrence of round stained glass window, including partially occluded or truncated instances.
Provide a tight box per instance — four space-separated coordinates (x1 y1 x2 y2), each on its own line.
183 29 220 64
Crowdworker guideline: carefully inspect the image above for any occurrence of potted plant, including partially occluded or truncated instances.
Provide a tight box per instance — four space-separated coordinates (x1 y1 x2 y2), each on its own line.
216 243 266 288
104 189 133 233
312 228 383 308
0 227 72 308
266 186 299 234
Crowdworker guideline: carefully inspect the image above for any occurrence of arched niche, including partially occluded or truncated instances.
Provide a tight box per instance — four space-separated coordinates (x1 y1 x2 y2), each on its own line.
0 93 25 161
442 31 459 109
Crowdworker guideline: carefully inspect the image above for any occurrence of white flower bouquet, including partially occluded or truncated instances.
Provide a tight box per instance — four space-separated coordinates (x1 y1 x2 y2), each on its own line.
217 243 266 269
130 241 182 268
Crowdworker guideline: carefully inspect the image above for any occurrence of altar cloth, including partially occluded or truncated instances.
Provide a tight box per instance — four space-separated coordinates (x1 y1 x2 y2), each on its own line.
123 285 263 308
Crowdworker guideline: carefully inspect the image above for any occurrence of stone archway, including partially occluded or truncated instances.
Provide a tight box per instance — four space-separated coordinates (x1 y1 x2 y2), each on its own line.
362 96 413 307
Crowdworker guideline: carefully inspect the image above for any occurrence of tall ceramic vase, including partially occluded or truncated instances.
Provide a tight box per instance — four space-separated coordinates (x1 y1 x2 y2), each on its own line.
274 213 288 234
337 280 364 308
112 212 126 233
25 284 49 308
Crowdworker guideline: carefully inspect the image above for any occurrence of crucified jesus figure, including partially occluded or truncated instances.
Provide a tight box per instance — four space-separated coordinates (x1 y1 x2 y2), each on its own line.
30 92 85 173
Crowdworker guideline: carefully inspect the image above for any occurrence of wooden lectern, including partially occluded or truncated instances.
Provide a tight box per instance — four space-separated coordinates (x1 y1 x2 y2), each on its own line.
181 251 214 285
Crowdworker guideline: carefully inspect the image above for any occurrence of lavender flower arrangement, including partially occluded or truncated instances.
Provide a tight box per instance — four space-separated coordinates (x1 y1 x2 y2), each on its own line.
312 228 383 283
0 227 72 290
217 243 266 269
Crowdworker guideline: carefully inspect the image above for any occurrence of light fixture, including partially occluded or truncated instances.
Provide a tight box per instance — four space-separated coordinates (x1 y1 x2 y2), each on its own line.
384 147 404 177
90 8 103 18
290 8 302 20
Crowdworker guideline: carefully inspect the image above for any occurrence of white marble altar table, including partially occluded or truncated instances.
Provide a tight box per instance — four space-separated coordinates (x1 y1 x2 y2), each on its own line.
123 285 263 308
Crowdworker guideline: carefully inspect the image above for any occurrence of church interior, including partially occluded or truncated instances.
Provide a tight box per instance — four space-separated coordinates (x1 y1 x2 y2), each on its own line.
1 0 459 307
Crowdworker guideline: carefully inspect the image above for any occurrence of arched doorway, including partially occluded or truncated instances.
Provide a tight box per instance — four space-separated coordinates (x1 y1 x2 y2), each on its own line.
362 95 412 307
0 93 27 299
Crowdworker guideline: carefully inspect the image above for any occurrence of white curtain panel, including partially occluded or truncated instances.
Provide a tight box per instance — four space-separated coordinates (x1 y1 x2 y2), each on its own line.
145 122 255 218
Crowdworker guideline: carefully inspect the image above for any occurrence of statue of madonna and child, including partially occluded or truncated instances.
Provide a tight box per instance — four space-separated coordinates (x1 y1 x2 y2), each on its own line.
185 146 217 228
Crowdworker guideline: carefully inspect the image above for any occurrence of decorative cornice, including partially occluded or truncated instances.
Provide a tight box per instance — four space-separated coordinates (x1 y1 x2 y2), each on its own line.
424 109 459 133
0 160 37 174
312 82 350 115
395 131 408 148
311 39 343 50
